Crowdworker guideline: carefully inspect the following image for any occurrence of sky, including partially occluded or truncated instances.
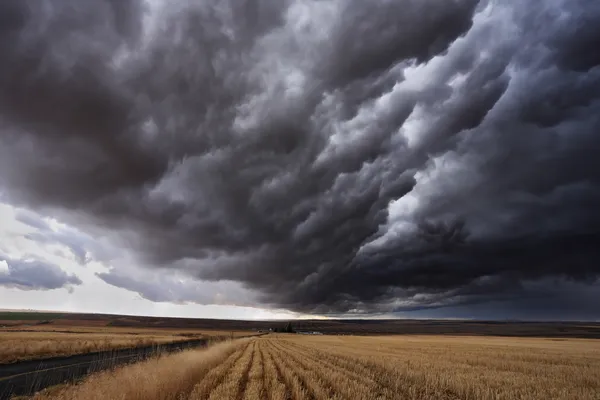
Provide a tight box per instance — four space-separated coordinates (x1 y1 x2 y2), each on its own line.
0 0 599 321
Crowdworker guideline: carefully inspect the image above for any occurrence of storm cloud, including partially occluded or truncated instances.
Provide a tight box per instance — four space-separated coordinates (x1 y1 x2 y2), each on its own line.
15 209 119 265
0 255 82 291
0 0 599 315
96 266 255 306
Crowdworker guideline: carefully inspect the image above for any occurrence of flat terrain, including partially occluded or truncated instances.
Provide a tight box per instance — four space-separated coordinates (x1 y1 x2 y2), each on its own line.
2 311 600 338
0 322 251 364
0 338 209 399
28 334 600 400
2 311 599 398
0 329 201 364
0 313 65 322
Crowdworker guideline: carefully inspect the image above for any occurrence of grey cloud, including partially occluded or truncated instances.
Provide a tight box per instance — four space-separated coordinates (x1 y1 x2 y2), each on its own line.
14 208 118 265
96 267 254 306
14 210 52 231
319 0 480 87
24 231 89 265
0 255 82 291
400 279 600 321
0 0 599 317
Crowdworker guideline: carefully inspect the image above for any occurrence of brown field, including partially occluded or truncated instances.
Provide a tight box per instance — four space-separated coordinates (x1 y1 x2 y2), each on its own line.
29 334 600 400
0 327 250 364
2 311 600 338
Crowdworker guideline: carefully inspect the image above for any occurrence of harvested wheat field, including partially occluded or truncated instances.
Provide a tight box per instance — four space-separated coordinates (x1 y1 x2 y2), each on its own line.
0 321 257 364
28 334 600 400
0 330 203 364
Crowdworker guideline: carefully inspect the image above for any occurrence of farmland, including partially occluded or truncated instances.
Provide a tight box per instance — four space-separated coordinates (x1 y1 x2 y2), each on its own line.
0 329 204 364
0 313 65 321
0 312 255 364
28 334 600 400
0 325 250 364
2 311 600 338
2 312 600 399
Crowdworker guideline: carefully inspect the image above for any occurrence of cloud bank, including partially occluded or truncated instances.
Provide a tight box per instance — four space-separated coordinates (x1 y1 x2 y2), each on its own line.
0 256 82 291
0 0 599 315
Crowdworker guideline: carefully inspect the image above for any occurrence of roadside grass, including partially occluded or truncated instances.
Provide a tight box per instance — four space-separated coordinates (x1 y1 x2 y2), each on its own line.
0 328 255 363
0 331 198 364
31 339 249 400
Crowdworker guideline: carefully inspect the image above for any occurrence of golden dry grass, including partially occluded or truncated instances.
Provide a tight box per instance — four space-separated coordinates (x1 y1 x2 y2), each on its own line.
29 334 600 400
0 323 256 363
31 339 250 400
0 331 195 364
267 334 600 400
1 324 253 337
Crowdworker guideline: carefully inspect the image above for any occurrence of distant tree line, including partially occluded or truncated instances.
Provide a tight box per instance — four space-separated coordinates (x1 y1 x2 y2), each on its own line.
272 321 295 333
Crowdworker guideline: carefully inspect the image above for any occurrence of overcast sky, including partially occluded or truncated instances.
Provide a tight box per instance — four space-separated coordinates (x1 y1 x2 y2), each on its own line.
0 0 599 321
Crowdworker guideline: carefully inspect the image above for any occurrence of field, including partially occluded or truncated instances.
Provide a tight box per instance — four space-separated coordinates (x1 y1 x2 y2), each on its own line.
2 312 600 398
0 313 65 321
0 329 195 364
28 334 600 400
2 311 600 338
0 325 251 364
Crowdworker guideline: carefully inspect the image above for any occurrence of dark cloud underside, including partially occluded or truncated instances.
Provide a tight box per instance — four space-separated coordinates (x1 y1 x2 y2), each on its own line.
0 0 599 315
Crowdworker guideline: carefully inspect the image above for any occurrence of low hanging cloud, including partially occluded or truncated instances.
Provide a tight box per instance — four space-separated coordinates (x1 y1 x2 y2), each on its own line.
14 209 119 266
0 256 82 291
0 0 599 315
96 266 256 306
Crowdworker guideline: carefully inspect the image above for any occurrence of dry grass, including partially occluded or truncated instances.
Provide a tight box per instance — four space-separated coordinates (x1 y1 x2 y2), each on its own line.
0 325 254 363
31 339 249 400
29 335 600 399
0 331 194 364
268 334 600 400
1 324 253 337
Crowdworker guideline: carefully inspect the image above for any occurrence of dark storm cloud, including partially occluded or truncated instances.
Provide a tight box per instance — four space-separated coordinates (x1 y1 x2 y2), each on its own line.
0 255 82 291
0 0 599 316
402 280 600 321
